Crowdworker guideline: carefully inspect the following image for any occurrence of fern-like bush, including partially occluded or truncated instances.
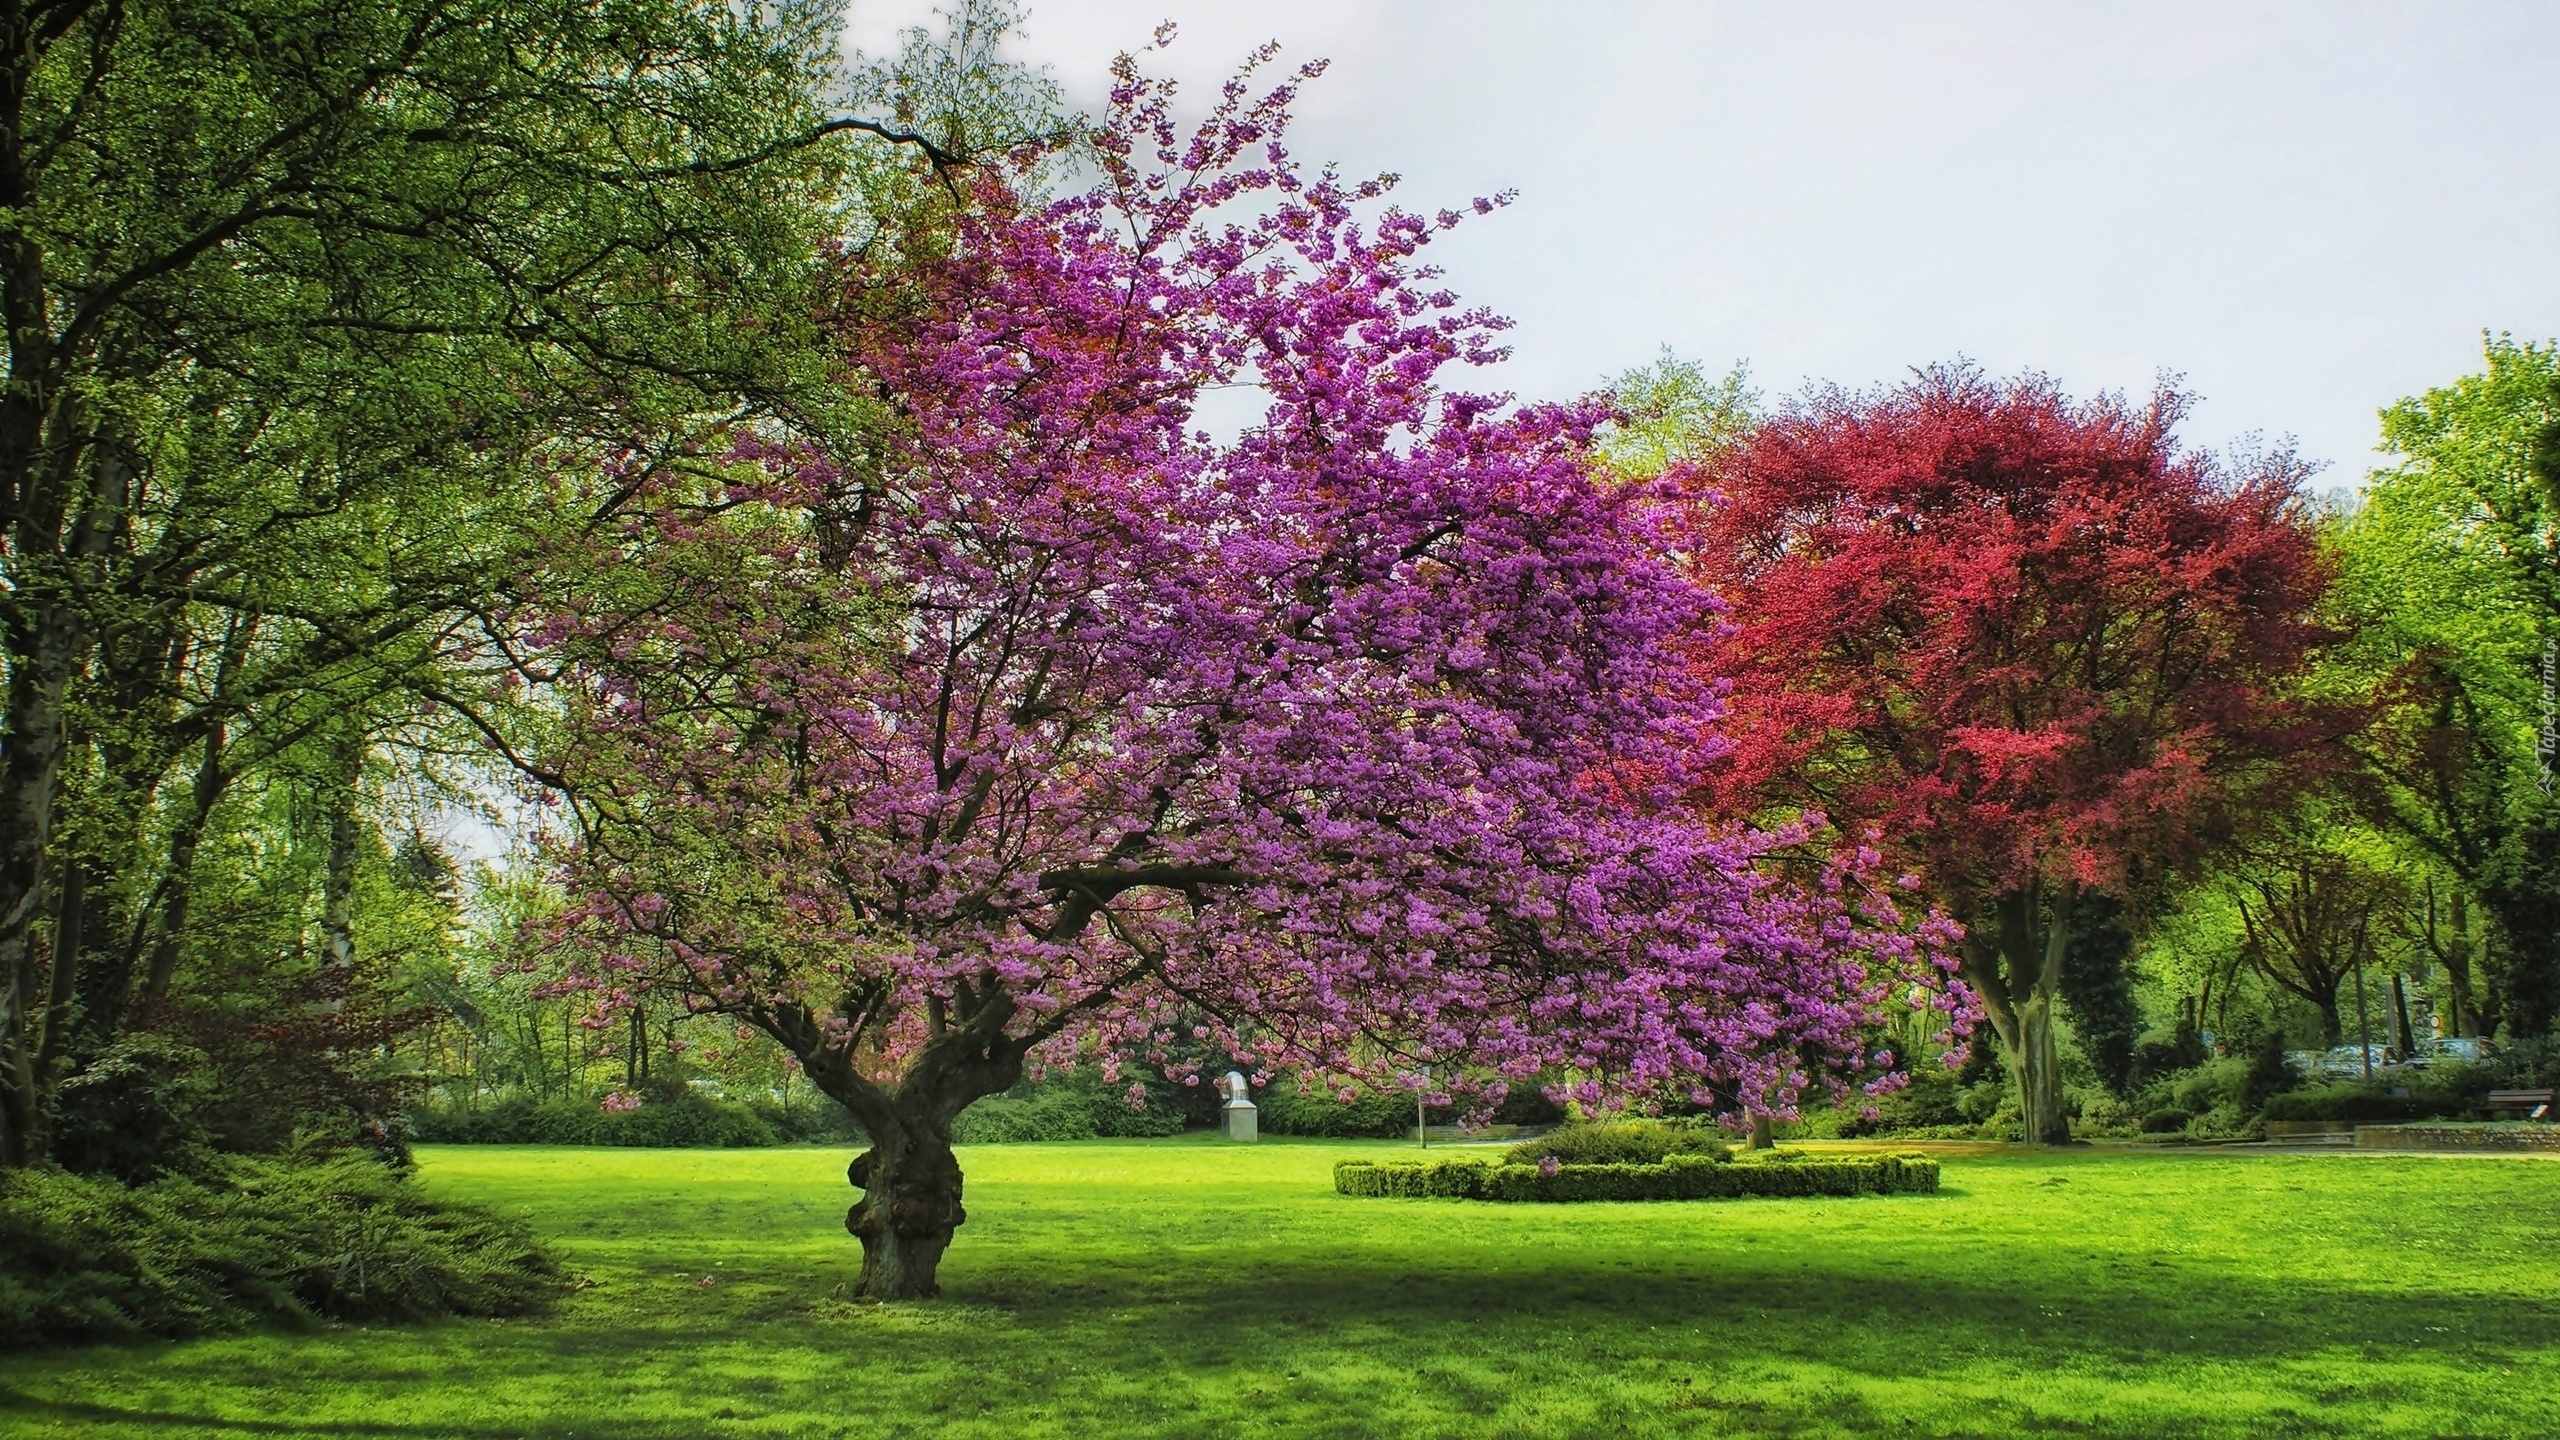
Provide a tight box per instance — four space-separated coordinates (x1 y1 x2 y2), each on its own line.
0 1152 562 1350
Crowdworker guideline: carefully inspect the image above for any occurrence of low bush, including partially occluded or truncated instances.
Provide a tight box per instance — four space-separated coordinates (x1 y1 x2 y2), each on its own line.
1334 1150 1939 1203
1504 1121 1730 1168
953 1069 1188 1144
0 1151 561 1350
2259 1084 2433 1123
1254 1077 1415 1138
2258 1063 2500 1124
408 1092 792 1148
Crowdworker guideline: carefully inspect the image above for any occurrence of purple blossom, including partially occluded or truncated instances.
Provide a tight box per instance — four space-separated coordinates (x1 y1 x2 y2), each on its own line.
528 48 1967 1126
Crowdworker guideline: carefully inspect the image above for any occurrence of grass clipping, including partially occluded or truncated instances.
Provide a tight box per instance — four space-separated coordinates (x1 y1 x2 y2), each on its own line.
0 1152 563 1350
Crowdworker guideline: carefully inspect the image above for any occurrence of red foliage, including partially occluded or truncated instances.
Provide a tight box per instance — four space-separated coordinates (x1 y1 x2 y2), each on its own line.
1689 366 2348 908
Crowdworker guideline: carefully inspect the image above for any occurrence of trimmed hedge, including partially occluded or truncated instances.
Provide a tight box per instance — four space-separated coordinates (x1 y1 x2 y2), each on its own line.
1333 1150 1940 1203
0 1153 561 1349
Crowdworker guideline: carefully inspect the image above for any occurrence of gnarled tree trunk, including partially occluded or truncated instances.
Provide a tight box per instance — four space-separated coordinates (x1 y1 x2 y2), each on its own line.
844 1113 967 1300
775 974 1032 1300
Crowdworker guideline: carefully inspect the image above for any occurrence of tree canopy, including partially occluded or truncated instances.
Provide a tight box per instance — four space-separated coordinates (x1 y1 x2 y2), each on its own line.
1685 369 2350 1141
533 50 1958 1297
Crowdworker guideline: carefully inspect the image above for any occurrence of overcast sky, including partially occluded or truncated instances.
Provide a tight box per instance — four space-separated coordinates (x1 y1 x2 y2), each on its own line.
846 0 2559 485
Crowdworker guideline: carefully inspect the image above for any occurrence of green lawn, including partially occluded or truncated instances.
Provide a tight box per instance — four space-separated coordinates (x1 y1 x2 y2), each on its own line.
1 1137 2555 1438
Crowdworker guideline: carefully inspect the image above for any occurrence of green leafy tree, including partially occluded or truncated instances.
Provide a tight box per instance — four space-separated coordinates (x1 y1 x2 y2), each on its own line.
0 0 1002 1168
1596 349 1758 480
2335 335 2560 1042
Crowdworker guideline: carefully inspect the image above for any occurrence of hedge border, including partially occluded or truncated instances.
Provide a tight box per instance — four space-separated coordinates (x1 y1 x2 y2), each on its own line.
1333 1150 1940 1202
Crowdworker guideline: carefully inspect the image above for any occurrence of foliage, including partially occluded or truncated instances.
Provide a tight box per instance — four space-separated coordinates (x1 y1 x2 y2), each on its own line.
1502 1120 1730 1167
2334 335 2560 1042
2059 894 2143 1094
0 0 919 1172
2256 1068 2493 1123
952 1071 1187 1144
535 42 1956 1295
1595 349 1759 479
1250 1078 1418 1138
2227 818 2407 1045
404 1093 814 1149
1333 1150 1939 1202
43 1034 217 1185
1690 367 2351 1141
0 1152 558 1350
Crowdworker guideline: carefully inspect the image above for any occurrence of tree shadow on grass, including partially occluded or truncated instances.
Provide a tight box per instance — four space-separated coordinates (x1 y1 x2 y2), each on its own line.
4 1239 2547 1440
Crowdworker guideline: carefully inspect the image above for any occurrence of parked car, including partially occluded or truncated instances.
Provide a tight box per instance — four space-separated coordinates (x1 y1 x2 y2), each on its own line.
2284 1050 2324 1080
2416 1035 2498 1060
2318 1044 2396 1079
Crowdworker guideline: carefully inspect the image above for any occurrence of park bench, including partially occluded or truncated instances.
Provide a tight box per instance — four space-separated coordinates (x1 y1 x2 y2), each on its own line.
2486 1089 2553 1120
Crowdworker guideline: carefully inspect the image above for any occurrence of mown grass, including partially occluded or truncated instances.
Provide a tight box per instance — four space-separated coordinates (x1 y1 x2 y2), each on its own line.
1 1136 2554 1438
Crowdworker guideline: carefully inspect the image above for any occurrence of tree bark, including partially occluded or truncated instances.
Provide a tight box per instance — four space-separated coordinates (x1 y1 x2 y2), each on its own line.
2012 962 2067 1145
2442 889 2478 1038
2391 972 2416 1056
775 976 1032 1301
1959 879 2076 1146
843 1110 966 1301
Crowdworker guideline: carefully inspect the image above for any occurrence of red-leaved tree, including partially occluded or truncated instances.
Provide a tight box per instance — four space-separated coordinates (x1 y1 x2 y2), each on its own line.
526 50 1961 1296
1689 368 2347 1142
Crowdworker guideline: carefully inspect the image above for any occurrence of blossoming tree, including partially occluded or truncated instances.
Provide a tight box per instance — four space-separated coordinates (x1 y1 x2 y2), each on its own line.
1687 369 2347 1143
533 50 1958 1297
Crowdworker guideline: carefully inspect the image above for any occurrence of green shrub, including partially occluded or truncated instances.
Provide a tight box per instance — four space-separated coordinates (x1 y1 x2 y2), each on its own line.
746 1099 868 1144
1255 1078 1415 1138
47 1034 218 1183
952 1070 1189 1144
1873 1067 1967 1129
0 1152 561 1350
2189 1101 2248 1138
954 1087 1102 1143
2140 1108 2191 1134
2258 1065 2498 1124
2169 1054 2253 1116
2240 1032 2296 1115
1334 1150 1939 1203
1504 1120 1730 1168
408 1092 788 1148
2259 1084 2429 1123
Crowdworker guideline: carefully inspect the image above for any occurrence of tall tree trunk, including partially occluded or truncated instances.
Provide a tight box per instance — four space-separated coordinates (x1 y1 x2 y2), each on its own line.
2445 889 2478 1038
1958 879 2076 1145
0 570 84 1169
2012 899 2070 1145
2313 988 2343 1047
137 620 252 1012
2013 971 2066 1144
321 752 361 977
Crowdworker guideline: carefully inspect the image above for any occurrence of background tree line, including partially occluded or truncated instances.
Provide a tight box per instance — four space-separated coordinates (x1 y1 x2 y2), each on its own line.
3 0 2555 1196
0 0 1046 1172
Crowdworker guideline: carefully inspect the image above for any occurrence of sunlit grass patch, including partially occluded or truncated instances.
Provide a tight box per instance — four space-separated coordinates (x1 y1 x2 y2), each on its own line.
0 1138 2553 1438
